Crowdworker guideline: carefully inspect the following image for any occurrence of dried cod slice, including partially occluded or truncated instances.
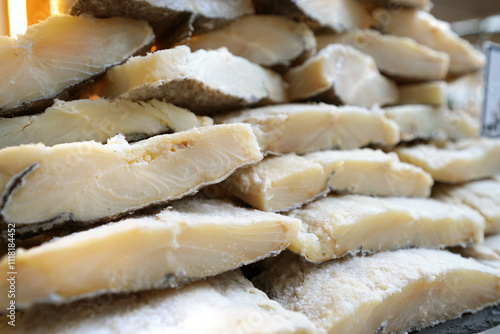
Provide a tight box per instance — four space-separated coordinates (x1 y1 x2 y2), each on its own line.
99 46 287 114
254 249 500 334
378 10 485 74
252 0 372 33
0 124 262 236
284 44 398 107
398 81 447 106
187 15 316 70
0 199 301 310
434 178 500 234
384 104 479 141
215 103 400 154
305 148 433 197
228 154 330 212
448 71 484 121
316 30 450 81
0 14 154 117
3 270 318 334
0 98 212 149
394 138 500 183
287 194 484 262
358 0 431 8
71 0 254 47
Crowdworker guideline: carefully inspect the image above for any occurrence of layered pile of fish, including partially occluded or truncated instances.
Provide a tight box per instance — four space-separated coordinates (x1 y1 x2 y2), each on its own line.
1 0 500 333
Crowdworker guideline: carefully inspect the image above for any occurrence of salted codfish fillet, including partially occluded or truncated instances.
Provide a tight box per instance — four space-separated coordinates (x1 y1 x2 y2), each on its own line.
187 15 315 70
434 179 500 234
378 10 485 74
359 0 431 8
305 149 433 197
398 81 447 106
215 103 400 154
71 0 254 47
394 138 500 183
228 149 431 212
0 14 154 117
252 0 372 33
0 199 301 310
284 44 398 107
384 104 479 141
0 124 262 236
228 154 330 212
316 30 450 81
254 249 500 334
99 46 287 114
0 98 212 149
287 194 484 262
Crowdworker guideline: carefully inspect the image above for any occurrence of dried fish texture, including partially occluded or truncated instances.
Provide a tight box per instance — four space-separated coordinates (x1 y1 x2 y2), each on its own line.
254 249 500 333
397 81 447 106
187 15 315 69
0 99 212 149
0 199 301 310
99 46 287 114
287 194 484 262
216 103 400 154
0 124 262 236
284 44 398 107
0 14 154 117
316 30 449 81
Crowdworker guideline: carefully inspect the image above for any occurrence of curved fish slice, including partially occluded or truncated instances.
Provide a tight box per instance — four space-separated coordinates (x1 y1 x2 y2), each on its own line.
0 199 300 310
0 14 154 117
0 124 262 236
254 249 500 333
0 98 212 149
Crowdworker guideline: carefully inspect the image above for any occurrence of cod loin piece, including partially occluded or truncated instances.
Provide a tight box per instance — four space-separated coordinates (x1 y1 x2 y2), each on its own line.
316 30 450 81
394 138 500 183
252 0 372 33
397 81 448 106
284 44 398 107
99 46 287 114
287 194 484 262
0 199 301 310
384 104 479 141
216 103 400 154
434 178 500 234
0 124 262 236
254 249 500 333
0 14 154 117
71 0 254 47
378 10 485 74
0 98 212 149
187 15 316 70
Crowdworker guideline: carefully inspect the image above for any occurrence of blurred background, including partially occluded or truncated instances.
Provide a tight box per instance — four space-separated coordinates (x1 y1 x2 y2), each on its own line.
1 0 500 45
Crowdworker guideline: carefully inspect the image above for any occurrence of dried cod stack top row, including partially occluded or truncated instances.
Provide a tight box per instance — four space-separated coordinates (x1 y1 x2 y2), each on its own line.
1 0 500 333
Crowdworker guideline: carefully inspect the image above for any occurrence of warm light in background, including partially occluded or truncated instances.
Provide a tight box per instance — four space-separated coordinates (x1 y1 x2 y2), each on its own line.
7 0 28 38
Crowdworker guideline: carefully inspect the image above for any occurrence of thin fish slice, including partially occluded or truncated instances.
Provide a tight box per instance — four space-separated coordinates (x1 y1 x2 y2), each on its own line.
254 249 500 333
0 98 212 149
215 103 400 154
252 0 373 33
397 81 447 106
71 0 254 47
384 104 479 141
434 178 500 234
305 148 433 197
287 194 484 262
0 124 262 236
284 44 398 107
0 14 154 117
394 138 500 183
0 199 301 310
99 46 287 114
378 9 485 74
316 30 450 81
359 0 431 8
187 15 316 70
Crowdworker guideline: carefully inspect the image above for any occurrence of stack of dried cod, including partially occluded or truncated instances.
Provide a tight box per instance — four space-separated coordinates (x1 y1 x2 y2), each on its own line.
1 0 500 333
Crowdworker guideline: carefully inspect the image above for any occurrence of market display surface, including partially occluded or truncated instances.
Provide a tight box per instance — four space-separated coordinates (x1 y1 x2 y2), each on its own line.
1 0 499 333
